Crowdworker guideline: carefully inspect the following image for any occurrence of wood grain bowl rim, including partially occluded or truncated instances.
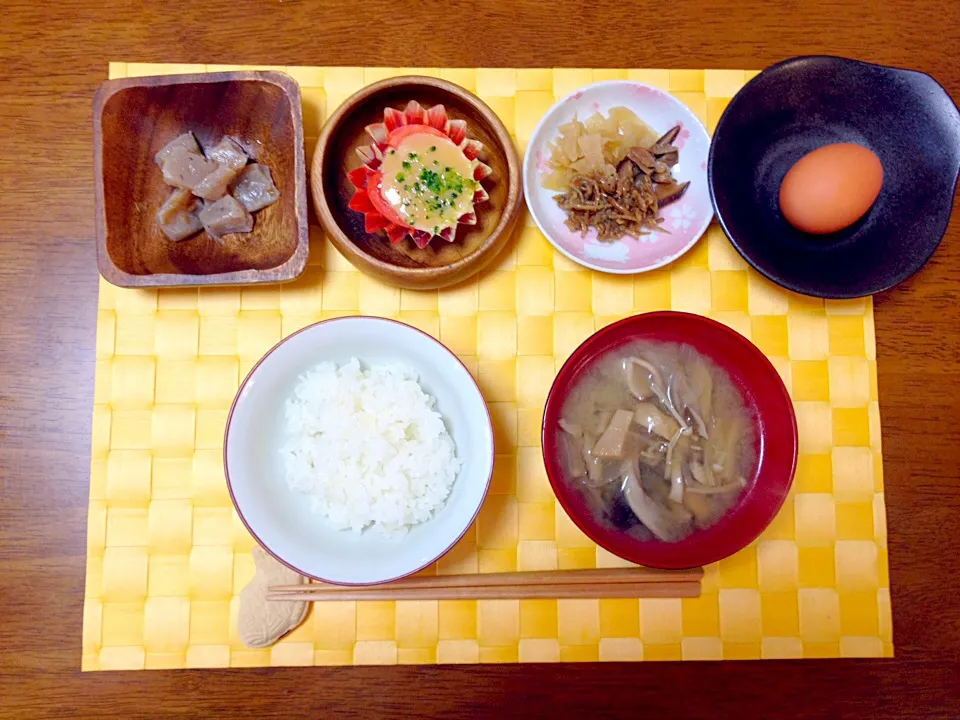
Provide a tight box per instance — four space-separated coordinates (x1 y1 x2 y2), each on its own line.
93 70 309 288
310 75 523 286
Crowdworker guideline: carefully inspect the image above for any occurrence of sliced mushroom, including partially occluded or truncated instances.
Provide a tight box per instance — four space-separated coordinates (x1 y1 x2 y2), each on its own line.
626 357 663 397
558 420 588 478
704 413 747 483
686 407 708 440
658 149 680 167
562 438 588 478
690 460 719 488
582 441 605 487
625 357 687 426
592 409 634 460
621 459 692 542
625 358 656 400
684 481 744 495
654 180 690 206
650 125 681 155
682 488 716 528
634 402 680 440
628 357 690 434
639 442 668 467
667 445 685 504
685 359 715 430
663 428 688 480
626 146 657 173
668 372 709 439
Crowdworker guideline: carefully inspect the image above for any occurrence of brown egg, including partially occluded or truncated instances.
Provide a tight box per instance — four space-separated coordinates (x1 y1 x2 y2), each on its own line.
779 143 884 234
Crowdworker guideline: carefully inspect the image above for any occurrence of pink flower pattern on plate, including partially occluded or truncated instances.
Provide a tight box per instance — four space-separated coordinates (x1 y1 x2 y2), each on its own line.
535 150 550 175
666 202 698 232
631 84 663 100
672 123 691 149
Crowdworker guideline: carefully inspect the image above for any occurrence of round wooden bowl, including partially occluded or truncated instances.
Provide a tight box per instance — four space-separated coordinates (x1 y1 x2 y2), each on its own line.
311 76 522 290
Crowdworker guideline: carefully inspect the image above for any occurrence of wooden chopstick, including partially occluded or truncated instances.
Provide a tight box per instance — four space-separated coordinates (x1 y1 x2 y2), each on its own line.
267 581 700 601
267 567 703 602
270 566 702 591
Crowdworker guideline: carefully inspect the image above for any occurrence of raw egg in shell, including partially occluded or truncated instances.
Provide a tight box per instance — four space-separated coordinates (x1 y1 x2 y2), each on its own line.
779 143 884 234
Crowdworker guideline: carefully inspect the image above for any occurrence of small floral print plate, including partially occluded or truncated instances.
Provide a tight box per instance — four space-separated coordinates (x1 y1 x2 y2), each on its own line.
523 81 712 274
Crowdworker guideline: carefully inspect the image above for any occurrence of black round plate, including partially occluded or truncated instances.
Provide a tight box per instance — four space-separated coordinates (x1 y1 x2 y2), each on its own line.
709 56 960 298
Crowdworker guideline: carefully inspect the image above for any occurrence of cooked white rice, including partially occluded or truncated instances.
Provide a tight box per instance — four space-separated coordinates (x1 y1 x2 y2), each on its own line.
281 358 460 536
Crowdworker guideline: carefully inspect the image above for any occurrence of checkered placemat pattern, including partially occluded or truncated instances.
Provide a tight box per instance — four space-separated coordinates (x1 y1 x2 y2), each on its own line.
81 64 891 670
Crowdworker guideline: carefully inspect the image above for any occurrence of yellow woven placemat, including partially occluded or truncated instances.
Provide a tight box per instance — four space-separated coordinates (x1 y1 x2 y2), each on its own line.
82 63 891 670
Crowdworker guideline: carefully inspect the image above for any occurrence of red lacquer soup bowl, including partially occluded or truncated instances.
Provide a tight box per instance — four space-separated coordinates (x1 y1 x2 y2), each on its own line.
541 311 798 569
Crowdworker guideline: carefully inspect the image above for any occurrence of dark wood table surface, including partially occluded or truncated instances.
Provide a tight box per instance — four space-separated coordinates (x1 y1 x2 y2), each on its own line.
2 1 959 717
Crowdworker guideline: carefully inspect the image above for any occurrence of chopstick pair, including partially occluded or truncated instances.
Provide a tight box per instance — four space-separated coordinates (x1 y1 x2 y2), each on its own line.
267 566 703 602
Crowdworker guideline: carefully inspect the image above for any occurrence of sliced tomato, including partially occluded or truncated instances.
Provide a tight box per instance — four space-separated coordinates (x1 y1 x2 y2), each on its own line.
348 190 376 213
386 123 448 148
364 212 391 233
385 223 408 244
365 172 411 229
347 166 371 189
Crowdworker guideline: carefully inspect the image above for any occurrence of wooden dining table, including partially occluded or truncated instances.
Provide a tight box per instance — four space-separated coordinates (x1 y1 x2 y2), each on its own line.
2 0 959 717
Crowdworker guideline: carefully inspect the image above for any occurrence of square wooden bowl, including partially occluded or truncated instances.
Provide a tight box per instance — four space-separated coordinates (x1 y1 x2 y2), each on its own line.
94 71 308 287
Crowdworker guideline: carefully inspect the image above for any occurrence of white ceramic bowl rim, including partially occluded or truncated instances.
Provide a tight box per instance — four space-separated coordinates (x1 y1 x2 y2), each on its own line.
223 316 494 585
522 80 713 274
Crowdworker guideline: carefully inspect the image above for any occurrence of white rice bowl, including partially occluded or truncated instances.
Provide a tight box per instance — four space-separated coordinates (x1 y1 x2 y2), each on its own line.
224 316 494 584
282 358 461 536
